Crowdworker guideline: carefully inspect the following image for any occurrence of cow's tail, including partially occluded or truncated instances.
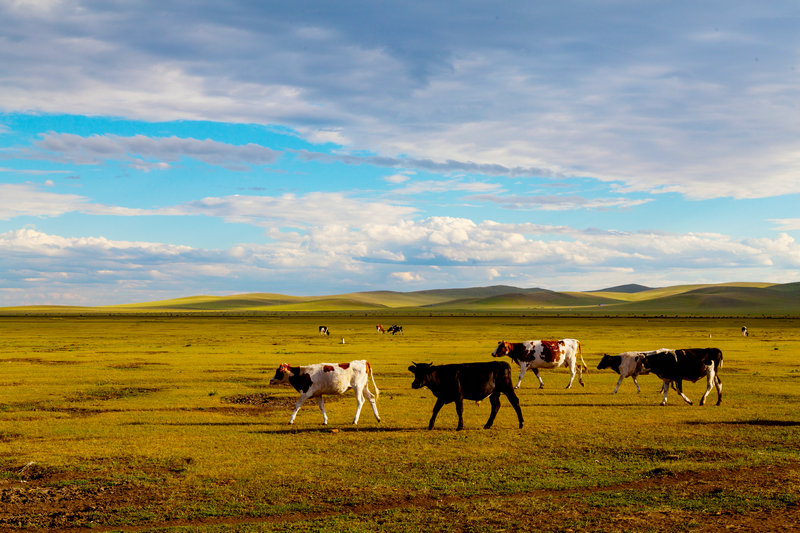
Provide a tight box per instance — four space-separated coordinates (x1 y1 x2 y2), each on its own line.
366 360 380 399
578 341 588 374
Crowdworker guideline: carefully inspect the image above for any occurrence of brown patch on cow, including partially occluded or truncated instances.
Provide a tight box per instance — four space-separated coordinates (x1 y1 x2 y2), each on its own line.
338 363 350 370
323 365 335 372
540 340 562 363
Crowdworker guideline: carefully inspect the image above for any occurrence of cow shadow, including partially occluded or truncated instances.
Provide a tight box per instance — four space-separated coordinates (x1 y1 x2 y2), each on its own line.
254 426 427 435
685 419 800 427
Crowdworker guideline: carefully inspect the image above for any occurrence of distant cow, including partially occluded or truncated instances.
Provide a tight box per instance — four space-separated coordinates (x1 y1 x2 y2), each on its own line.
318 326 330 336
639 348 723 406
408 361 523 430
491 339 586 389
376 325 385 333
269 360 380 424
741 326 748 337
388 325 403 335
596 349 672 393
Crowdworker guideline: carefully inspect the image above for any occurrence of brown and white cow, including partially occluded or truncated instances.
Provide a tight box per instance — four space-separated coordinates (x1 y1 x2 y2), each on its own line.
639 348 723 406
596 348 673 393
376 324 385 333
269 360 380 424
491 339 586 389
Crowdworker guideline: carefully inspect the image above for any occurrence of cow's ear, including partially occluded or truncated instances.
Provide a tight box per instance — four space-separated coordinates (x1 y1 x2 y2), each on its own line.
408 364 416 372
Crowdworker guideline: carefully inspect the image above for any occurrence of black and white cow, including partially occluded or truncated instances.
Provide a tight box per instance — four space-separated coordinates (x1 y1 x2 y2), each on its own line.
318 326 330 336
741 326 748 337
388 324 403 335
491 339 586 389
269 360 380 424
408 361 524 430
596 348 672 393
639 348 723 406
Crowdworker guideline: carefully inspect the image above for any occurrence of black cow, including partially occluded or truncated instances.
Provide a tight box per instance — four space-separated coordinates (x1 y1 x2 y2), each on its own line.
408 361 524 430
388 325 403 335
640 348 723 406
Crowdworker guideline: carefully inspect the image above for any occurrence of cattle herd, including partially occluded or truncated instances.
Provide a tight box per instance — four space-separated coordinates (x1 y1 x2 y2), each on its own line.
270 328 725 430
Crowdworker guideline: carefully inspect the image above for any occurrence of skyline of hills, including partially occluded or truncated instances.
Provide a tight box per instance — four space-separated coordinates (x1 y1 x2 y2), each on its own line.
3 281 797 316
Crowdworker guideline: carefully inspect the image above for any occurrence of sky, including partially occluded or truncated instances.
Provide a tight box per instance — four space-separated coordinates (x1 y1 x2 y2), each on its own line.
1 0 799 306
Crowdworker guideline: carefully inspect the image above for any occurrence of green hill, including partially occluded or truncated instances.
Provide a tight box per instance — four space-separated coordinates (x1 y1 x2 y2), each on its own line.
4 281 800 315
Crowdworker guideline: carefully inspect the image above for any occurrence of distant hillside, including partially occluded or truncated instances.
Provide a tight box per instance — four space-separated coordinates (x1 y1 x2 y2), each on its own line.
4 281 799 316
595 283 654 293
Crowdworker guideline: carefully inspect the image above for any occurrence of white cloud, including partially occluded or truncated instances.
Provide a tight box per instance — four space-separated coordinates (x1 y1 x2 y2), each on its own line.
2 3 797 199
3 221 800 305
27 133 280 170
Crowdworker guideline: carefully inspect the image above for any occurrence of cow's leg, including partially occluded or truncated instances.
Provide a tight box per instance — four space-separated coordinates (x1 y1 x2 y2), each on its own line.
532 367 544 389
660 381 670 406
714 374 723 405
515 363 528 389
700 367 717 406
362 385 381 422
565 363 577 389
315 396 329 424
455 396 465 431
289 394 308 424
352 385 365 424
632 375 641 393
674 380 693 405
484 392 502 429
428 398 445 430
504 389 524 429
612 375 624 394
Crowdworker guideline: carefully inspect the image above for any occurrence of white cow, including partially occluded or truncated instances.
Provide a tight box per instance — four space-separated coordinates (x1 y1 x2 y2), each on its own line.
491 339 586 389
596 349 673 393
269 359 380 425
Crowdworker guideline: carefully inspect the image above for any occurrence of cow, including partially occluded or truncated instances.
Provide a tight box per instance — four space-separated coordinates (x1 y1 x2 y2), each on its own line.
639 348 723 406
388 325 403 335
596 348 673 393
491 339 586 389
269 360 380 424
741 326 748 337
408 361 523 430
318 326 330 336
376 325 385 333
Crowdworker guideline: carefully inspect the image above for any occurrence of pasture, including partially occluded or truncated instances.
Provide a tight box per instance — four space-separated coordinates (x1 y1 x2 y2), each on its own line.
0 314 798 531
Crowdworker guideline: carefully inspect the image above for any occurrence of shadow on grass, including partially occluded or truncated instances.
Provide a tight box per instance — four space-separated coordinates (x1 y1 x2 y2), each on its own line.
254 426 448 435
686 419 800 427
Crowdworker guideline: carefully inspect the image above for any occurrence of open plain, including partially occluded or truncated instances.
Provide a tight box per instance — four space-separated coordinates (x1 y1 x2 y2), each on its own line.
0 314 798 531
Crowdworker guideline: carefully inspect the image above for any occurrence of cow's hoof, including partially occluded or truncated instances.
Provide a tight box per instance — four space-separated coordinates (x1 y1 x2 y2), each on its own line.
538 385 544 389
660 402 667 406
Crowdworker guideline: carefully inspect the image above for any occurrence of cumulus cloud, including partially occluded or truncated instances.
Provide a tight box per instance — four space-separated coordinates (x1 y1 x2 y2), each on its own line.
3 221 800 305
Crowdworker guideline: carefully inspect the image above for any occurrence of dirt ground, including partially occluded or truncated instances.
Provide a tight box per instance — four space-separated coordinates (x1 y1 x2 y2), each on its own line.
2 460 797 532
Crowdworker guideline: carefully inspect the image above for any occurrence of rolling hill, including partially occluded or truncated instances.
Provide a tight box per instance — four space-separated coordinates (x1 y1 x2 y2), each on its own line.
3 282 799 315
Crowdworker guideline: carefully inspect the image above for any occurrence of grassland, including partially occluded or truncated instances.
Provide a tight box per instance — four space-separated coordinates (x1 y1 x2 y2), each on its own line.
0 314 798 531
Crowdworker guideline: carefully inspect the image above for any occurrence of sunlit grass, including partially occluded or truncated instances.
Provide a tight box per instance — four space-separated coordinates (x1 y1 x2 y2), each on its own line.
0 315 797 530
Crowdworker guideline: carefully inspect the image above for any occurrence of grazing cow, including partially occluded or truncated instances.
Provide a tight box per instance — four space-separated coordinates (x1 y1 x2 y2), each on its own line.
318 326 330 336
388 325 403 335
408 361 523 430
376 324 385 333
741 326 748 337
596 349 672 393
491 339 586 389
639 348 723 406
269 360 380 424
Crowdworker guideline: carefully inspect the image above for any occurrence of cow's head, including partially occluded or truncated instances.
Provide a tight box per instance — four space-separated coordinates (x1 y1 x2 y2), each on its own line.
408 362 433 389
492 341 513 357
597 354 613 370
269 363 292 385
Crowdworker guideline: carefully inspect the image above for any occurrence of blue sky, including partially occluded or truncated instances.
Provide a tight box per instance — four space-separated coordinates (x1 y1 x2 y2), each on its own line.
1 1 799 306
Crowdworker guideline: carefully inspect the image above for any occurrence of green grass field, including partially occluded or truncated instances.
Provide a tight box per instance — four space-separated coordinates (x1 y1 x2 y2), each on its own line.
1 315 798 531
